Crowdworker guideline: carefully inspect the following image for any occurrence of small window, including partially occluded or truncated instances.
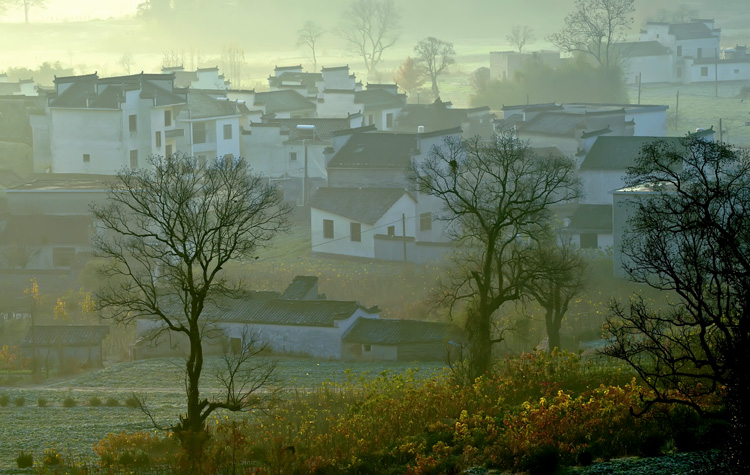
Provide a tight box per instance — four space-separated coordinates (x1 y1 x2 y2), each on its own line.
128 114 137 133
164 109 172 126
676 46 682 57
82 153 90 163
193 122 206 144
386 113 393 128
420 212 432 231
735 69 740 74
387 225 395 237
363 344 371 352
155 131 162 147
290 151 297 161
165 144 173 157
323 219 334 239
130 150 138 169
350 222 361 242
223 124 232 140
580 233 598 249
53 247 76 267
701 67 709 77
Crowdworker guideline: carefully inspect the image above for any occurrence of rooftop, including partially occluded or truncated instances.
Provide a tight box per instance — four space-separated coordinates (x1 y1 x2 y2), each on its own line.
310 187 414 224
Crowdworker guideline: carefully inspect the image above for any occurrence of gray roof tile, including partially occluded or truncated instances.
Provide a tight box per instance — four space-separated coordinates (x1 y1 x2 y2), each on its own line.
310 187 413 224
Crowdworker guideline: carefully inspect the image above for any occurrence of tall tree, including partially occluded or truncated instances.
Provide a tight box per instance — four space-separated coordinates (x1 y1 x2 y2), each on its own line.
91 155 292 463
221 42 245 88
414 37 455 98
506 25 536 53
393 56 425 97
548 0 635 70
297 21 324 72
338 0 400 74
604 136 750 472
412 133 580 379
0 0 47 23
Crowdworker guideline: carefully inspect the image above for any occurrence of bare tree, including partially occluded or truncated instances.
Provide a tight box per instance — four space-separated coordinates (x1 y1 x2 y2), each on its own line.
412 133 580 380
91 155 292 463
338 0 400 74
297 21 324 72
119 53 134 75
603 136 750 471
162 50 184 69
524 234 587 352
414 37 455 98
221 42 245 88
548 0 635 70
506 25 536 53
0 0 47 23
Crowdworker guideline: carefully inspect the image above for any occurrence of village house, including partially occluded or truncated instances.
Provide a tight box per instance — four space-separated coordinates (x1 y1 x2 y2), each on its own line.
162 66 231 90
394 99 494 139
0 74 38 96
489 50 563 81
135 276 458 362
20 324 110 369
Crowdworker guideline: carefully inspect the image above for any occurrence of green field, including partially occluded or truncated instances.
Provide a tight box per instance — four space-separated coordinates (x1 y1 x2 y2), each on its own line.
0 356 444 471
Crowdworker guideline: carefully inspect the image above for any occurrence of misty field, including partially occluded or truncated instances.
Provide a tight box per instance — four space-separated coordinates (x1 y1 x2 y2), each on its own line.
0 356 444 470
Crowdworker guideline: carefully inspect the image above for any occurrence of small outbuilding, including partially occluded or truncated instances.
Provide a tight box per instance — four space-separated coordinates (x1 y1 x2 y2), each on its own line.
20 324 110 369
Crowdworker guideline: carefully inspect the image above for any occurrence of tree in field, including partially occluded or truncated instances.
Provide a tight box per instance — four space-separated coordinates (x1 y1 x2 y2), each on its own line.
0 0 46 23
524 234 587 352
548 0 635 70
506 25 536 53
221 42 245 88
393 56 425 97
338 0 400 74
414 37 455 98
412 133 580 379
91 155 292 462
297 21 324 72
603 136 750 472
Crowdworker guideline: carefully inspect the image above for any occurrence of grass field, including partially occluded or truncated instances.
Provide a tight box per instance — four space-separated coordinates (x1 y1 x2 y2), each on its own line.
0 356 445 471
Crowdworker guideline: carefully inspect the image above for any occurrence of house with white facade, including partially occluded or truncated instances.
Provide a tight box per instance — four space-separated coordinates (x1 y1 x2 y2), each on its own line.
162 66 231 90
30 72 187 174
0 75 37 96
394 99 493 138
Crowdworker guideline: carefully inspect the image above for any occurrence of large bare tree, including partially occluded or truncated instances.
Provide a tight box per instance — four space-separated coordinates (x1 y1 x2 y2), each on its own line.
603 136 750 471
506 25 536 53
91 155 292 462
412 133 580 380
338 0 400 74
548 0 635 70
0 0 47 23
414 37 455 98
297 21 324 72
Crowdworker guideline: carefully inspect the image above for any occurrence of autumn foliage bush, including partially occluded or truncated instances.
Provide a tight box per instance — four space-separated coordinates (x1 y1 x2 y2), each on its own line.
94 351 718 474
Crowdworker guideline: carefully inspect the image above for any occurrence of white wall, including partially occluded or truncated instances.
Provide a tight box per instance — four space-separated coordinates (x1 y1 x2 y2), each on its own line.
50 109 125 174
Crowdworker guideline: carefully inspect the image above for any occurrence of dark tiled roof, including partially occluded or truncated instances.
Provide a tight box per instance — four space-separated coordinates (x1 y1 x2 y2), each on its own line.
310 187 413 224
396 101 471 132
268 71 322 90
669 22 715 40
328 132 416 169
20 325 109 346
354 88 406 109
8 174 116 191
271 117 355 140
280 276 319 300
567 204 613 233
343 318 458 345
615 41 672 57
254 89 316 114
579 136 684 170
49 74 185 109
518 111 585 136
186 91 245 119
580 126 612 139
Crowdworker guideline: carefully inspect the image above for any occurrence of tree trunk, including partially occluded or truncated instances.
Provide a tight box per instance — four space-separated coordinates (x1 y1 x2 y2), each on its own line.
466 306 492 380
431 74 439 98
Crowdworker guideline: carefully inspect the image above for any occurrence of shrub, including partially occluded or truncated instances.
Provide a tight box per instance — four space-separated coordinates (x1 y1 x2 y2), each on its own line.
104 397 119 407
95 431 178 469
124 395 141 409
0 393 9 407
62 396 77 408
16 451 33 468
14 396 25 407
89 396 102 407
37 397 48 407
43 448 61 466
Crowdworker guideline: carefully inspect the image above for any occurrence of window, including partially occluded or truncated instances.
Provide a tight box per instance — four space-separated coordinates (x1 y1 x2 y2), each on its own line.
82 153 90 163
155 131 162 147
350 222 361 242
386 113 393 128
164 109 172 126
323 219 334 239
193 122 206 144
53 247 76 267
387 225 395 237
701 67 709 77
580 233 598 249
290 151 298 161
420 212 432 231
223 124 232 140
128 114 137 133
735 69 740 74
130 150 138 169
363 344 371 352
165 144 173 157
676 46 682 57
697 48 702 59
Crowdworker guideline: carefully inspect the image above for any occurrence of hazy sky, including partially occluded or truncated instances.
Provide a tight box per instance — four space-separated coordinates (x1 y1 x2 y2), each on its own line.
4 0 139 22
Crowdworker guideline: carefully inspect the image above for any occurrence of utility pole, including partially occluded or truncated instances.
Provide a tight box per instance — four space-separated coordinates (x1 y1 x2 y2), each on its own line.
675 90 680 127
402 213 407 263
715 48 719 98
296 124 315 207
637 73 642 105
719 118 723 143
